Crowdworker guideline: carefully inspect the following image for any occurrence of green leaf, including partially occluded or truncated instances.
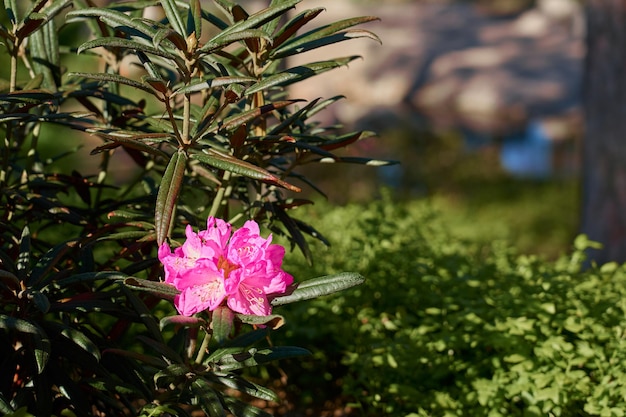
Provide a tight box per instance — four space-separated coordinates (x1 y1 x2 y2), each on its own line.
66 8 158 40
68 72 159 96
270 272 365 306
160 0 186 38
216 346 310 371
200 29 273 53
154 363 190 387
212 305 234 343
172 76 256 96
271 15 380 59
209 0 300 45
189 0 202 39
272 7 324 50
208 100 301 134
77 37 179 61
191 378 227 417
236 313 285 330
155 150 188 245
15 0 71 39
46 322 101 361
0 315 50 374
223 397 273 417
214 374 278 402
123 277 179 300
244 57 360 95
190 150 301 192
28 238 76 289
160 315 206 330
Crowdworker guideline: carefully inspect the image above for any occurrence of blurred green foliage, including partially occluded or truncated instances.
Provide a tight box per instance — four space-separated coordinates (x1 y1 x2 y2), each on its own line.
272 195 625 416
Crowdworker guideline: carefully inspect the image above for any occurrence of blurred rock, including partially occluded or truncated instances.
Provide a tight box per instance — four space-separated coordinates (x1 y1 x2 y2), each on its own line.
288 0 584 140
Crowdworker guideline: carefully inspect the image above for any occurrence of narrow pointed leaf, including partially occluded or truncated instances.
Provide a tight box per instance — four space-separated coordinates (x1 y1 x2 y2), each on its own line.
155 150 188 245
172 76 255 96
190 0 202 39
201 28 272 52
46 322 101 361
160 315 206 330
210 100 301 134
210 0 300 45
123 276 179 299
161 0 186 37
77 37 179 61
272 29 381 59
191 379 227 417
190 150 301 192
272 7 324 49
272 16 380 58
214 374 279 402
66 8 158 40
68 72 159 96
270 272 365 306
244 57 359 95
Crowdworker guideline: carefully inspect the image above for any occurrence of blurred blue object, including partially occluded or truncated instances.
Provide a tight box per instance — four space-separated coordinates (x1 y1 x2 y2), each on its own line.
500 120 553 178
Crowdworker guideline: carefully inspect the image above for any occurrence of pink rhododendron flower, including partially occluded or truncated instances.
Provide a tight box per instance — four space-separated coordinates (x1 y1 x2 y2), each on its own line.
158 217 293 316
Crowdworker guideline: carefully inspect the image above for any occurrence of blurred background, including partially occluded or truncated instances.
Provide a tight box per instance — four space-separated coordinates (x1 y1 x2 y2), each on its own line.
285 0 584 257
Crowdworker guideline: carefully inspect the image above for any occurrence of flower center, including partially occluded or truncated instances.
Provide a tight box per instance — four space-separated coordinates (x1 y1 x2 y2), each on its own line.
217 256 239 278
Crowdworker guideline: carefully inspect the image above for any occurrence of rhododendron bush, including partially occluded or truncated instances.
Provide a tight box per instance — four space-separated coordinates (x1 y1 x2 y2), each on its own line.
0 0 385 415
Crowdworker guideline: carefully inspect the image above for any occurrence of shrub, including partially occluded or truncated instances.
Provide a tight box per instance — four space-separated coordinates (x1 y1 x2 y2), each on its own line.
278 195 626 417
0 1 384 415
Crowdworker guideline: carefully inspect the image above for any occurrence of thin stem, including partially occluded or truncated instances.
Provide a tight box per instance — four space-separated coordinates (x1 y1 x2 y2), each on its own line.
209 170 232 218
182 93 191 145
195 328 211 364
10 40 18 92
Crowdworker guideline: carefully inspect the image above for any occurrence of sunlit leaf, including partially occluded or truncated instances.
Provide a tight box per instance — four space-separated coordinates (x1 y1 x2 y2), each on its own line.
123 277 179 300
190 150 301 192
214 374 278 402
244 57 360 95
271 15 380 59
172 76 255 95
270 272 365 306
155 150 188 245
212 305 234 343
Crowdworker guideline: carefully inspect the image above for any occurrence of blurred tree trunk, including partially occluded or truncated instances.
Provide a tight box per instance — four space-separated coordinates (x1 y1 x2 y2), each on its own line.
581 0 626 264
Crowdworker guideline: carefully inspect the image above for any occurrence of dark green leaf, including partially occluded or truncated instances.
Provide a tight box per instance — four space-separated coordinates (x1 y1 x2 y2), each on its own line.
46 322 101 361
0 315 50 374
210 0 300 45
155 150 188 245
28 239 76 289
154 363 190 387
160 315 206 330
123 277 179 300
200 29 272 53
272 7 324 50
223 397 273 417
172 76 255 96
244 57 360 95
270 272 365 306
216 346 310 372
214 374 278 402
271 15 380 58
190 150 301 192
236 313 285 330
68 72 159 96
136 335 183 363
77 37 178 61
161 0 186 37
66 8 158 40
191 378 226 417
189 0 202 39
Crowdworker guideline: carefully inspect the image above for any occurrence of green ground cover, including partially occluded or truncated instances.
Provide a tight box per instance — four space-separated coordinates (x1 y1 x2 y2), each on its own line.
267 191 626 417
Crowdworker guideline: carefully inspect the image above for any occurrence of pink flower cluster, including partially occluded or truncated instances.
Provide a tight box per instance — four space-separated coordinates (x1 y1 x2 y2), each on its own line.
158 217 293 317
